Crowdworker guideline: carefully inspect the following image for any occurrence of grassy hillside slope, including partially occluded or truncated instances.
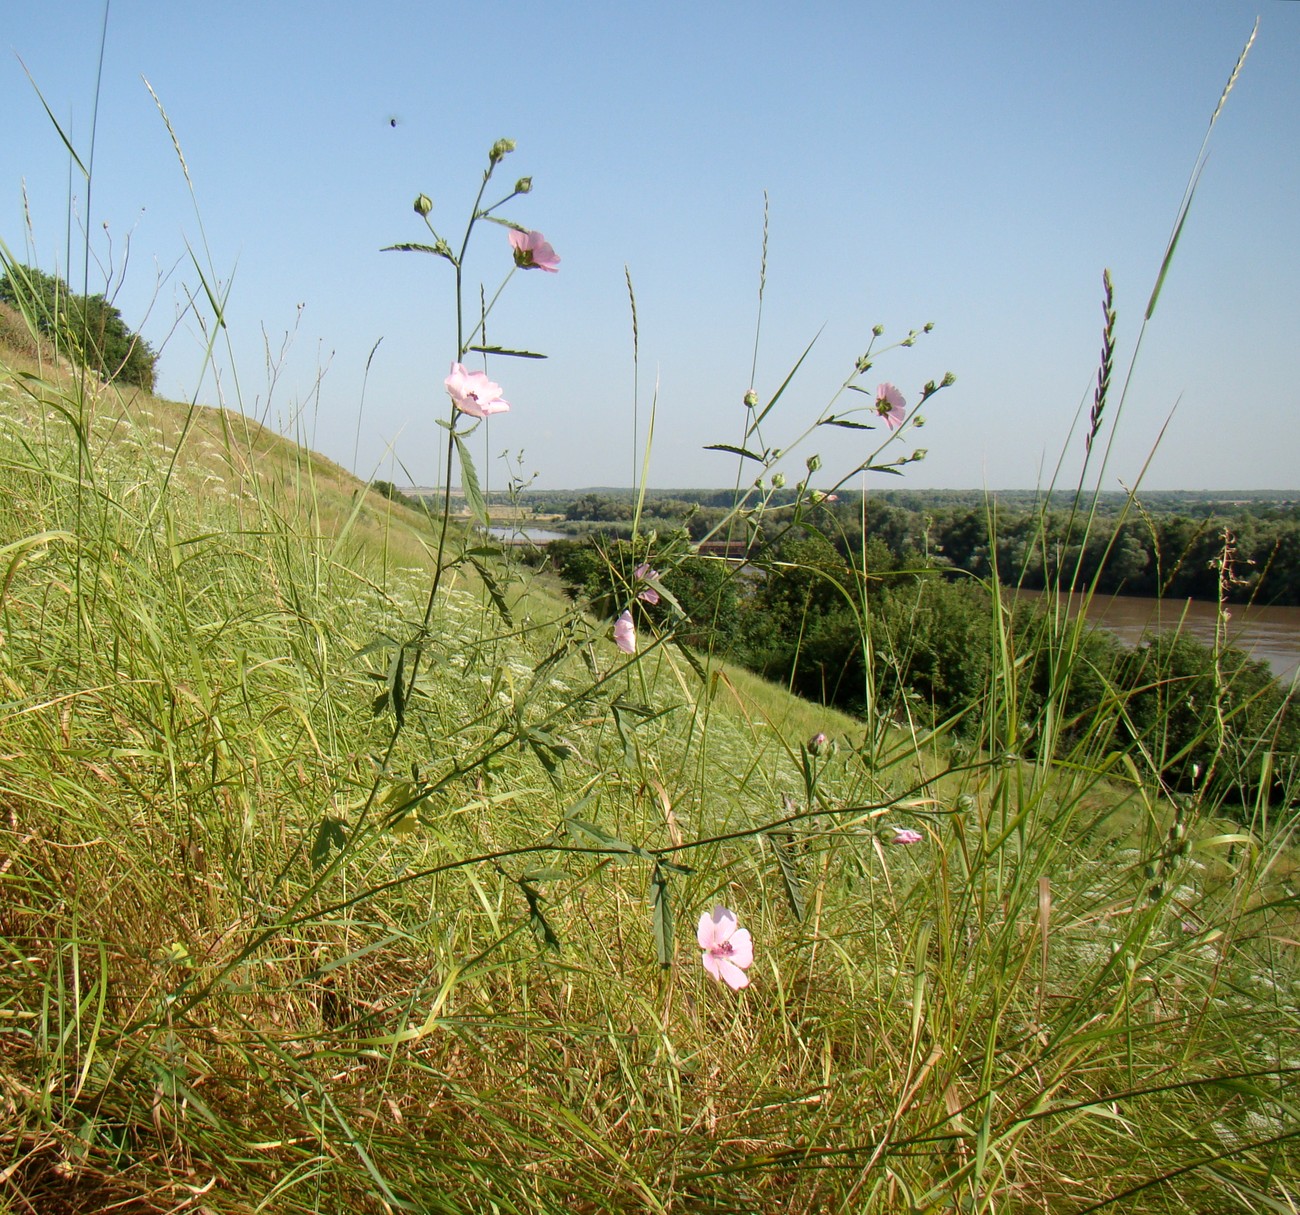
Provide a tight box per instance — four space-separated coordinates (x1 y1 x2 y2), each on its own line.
1 321 1298 1214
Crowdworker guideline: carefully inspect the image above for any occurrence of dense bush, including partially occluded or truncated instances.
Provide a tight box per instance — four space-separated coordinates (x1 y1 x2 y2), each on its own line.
548 534 741 650
1116 630 1300 806
0 263 157 390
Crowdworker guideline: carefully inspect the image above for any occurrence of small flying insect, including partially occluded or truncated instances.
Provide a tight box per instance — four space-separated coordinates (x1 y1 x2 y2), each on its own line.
386 115 402 129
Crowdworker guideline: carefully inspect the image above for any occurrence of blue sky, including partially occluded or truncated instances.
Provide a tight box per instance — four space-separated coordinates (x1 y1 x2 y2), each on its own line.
4 2 1297 492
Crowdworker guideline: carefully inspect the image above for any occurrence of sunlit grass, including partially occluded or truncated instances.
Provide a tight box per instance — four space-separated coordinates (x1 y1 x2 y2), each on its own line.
1 323 1296 1214
3 23 1298 1207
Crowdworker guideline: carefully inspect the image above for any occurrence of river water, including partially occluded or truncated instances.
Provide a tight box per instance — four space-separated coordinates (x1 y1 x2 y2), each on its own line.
486 525 568 543
1015 590 1300 685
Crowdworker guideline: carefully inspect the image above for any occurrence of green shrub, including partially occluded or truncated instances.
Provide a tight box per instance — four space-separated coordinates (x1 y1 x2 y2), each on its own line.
1117 630 1300 807
0 263 157 390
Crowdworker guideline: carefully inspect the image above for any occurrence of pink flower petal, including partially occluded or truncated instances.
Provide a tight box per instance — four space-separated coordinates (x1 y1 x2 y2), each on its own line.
508 228 560 272
445 362 510 418
726 928 753 970
716 958 751 990
875 382 906 430
613 610 636 654
633 562 661 604
698 905 736 949
698 906 753 988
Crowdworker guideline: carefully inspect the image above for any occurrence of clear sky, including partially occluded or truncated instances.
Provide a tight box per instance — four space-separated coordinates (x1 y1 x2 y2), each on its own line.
4 2 1297 493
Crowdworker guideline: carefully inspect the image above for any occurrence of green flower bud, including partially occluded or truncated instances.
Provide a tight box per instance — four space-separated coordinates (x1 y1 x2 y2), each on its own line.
413 193 433 217
514 176 533 194
489 138 516 164
941 371 957 387
771 472 786 489
743 389 759 409
872 324 884 337
806 454 822 474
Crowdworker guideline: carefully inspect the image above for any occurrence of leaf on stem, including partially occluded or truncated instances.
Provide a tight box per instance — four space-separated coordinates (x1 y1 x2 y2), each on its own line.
520 882 562 951
310 816 348 871
704 443 767 462
466 345 548 360
766 829 807 922
650 863 674 969
452 433 490 529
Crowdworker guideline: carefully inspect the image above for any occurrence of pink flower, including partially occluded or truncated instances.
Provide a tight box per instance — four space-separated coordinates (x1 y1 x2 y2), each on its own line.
633 562 660 605
891 828 923 845
613 610 636 655
875 382 906 430
808 731 828 754
697 905 753 990
445 363 510 418
508 229 560 273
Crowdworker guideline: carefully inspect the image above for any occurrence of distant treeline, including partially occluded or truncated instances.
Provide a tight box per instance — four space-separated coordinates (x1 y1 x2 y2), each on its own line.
524 488 1300 607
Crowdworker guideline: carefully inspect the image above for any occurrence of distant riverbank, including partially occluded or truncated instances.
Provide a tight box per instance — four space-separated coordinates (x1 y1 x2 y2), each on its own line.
1015 590 1300 683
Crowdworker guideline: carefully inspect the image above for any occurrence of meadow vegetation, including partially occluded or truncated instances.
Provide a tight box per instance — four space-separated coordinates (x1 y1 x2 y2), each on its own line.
2 31 1299 1214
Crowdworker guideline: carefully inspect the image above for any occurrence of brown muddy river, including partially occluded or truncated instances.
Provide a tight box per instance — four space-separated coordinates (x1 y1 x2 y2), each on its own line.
1015 591 1300 684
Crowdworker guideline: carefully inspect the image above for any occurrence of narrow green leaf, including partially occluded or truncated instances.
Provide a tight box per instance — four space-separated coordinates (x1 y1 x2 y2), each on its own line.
820 416 875 430
18 56 88 177
520 883 561 951
857 463 906 477
609 701 637 767
750 326 824 429
468 553 513 625
452 432 490 528
565 817 644 858
766 830 807 923
389 645 406 727
466 344 548 359
310 817 348 871
671 638 708 682
521 868 573 883
704 443 767 463
381 241 451 257
650 864 674 969
354 634 399 660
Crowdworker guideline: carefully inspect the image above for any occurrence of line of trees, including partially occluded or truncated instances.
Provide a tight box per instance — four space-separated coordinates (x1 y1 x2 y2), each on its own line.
551 491 1300 606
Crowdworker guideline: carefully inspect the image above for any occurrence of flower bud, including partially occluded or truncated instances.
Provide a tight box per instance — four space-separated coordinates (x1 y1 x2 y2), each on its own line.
806 454 822 474
941 371 957 387
923 322 935 333
514 176 533 194
743 389 758 409
872 324 884 337
489 138 516 164
771 472 786 489
413 193 433 216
